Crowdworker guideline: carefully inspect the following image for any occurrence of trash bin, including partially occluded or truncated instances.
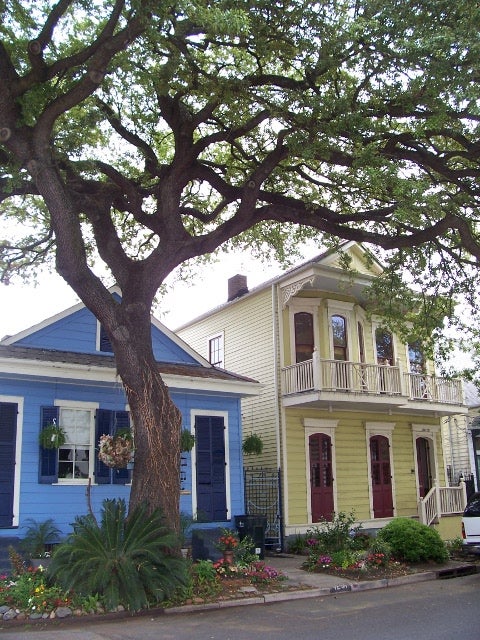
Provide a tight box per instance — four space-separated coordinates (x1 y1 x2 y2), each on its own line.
235 515 267 559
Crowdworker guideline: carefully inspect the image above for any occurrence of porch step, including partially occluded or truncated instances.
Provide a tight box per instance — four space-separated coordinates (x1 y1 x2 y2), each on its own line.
0 537 21 575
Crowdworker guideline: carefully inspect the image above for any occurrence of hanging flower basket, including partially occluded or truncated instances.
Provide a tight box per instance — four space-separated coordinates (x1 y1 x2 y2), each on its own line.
98 432 134 469
39 423 66 449
242 433 264 456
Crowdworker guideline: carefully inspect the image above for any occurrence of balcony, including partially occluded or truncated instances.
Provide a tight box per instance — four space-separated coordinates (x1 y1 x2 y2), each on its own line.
281 354 465 414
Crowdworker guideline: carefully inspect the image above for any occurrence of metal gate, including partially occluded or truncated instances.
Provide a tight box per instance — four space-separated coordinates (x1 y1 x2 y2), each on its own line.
243 467 283 551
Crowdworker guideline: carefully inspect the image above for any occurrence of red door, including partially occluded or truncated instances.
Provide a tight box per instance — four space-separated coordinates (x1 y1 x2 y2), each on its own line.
309 433 334 522
416 437 432 498
370 435 393 518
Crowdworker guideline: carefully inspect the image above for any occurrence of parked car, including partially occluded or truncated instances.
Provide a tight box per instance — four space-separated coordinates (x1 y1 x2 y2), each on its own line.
462 492 480 555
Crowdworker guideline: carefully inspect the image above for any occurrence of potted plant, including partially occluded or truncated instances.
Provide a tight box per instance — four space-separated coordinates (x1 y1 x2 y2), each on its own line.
20 518 61 568
180 429 195 452
242 433 264 456
98 430 134 468
38 422 66 449
216 528 239 564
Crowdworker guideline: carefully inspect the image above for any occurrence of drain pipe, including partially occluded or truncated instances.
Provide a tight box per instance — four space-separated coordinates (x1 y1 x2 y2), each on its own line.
272 282 282 469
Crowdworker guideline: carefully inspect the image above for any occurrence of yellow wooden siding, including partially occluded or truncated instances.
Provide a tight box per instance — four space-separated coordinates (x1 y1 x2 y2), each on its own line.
178 288 279 468
284 408 444 527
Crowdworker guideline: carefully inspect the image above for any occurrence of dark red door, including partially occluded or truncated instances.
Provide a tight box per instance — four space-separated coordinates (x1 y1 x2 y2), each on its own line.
309 433 334 522
416 437 432 498
370 435 393 518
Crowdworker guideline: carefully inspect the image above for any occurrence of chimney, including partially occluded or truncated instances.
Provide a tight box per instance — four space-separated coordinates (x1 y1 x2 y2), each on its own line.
228 274 248 301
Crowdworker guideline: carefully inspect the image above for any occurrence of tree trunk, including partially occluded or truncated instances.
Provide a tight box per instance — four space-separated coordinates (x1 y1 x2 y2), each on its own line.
107 315 182 534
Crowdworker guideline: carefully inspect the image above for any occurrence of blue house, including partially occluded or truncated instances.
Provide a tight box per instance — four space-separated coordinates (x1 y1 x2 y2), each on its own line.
0 290 259 546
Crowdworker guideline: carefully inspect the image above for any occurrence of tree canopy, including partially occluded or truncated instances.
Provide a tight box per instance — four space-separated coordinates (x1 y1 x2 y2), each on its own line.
1 0 480 521
1 1 479 328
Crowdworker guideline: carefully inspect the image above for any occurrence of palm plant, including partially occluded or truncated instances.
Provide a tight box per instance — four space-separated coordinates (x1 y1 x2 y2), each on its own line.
49 499 188 611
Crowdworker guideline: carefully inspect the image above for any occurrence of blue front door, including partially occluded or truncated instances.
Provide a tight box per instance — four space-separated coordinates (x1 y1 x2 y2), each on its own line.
0 402 17 527
195 416 227 521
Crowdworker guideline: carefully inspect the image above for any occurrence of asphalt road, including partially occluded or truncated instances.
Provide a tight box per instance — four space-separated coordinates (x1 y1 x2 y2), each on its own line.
1 573 479 640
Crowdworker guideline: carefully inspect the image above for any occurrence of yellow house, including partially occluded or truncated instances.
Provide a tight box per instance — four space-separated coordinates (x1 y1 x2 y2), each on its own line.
178 243 467 546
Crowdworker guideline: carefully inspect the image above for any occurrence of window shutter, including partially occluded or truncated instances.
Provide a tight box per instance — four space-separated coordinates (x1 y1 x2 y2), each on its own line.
39 406 59 484
113 411 131 485
95 409 113 484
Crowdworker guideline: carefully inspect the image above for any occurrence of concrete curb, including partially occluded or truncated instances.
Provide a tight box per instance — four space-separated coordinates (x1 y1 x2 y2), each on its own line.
164 566 461 615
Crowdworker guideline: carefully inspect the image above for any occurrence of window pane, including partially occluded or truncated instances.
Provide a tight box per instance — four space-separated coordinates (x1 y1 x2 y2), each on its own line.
408 341 425 373
331 315 347 361
375 328 394 364
294 312 314 363
58 408 92 479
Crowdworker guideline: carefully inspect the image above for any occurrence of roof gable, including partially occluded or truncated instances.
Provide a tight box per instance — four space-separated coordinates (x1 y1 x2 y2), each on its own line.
1 288 208 367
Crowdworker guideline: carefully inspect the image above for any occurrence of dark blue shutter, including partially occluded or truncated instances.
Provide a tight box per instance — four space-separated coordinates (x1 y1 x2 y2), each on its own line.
95 409 113 484
95 409 131 485
0 402 17 526
195 416 227 522
39 406 59 484
113 411 131 485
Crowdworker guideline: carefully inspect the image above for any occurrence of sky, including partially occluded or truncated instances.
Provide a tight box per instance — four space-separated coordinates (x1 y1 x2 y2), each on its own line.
0 248 320 340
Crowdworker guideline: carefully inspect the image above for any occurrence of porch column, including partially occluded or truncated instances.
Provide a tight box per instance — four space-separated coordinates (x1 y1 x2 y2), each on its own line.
312 348 321 391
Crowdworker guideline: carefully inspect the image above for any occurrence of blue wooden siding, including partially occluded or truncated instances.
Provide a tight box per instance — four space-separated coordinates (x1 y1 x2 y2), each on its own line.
13 307 199 364
0 374 244 538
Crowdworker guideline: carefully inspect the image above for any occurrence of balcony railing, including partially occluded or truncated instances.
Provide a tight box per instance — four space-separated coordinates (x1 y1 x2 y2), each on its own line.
281 355 464 405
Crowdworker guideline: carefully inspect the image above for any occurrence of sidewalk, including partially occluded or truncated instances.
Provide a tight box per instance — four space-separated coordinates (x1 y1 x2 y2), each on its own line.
165 554 479 615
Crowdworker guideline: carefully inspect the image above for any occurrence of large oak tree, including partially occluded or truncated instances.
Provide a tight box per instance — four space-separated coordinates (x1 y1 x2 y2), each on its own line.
1 0 479 530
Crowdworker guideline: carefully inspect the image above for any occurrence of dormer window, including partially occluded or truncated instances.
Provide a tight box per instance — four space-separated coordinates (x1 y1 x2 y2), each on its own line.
99 324 113 353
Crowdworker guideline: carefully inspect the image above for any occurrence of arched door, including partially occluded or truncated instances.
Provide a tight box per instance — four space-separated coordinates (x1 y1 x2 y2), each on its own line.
370 435 393 518
416 437 432 498
309 433 334 522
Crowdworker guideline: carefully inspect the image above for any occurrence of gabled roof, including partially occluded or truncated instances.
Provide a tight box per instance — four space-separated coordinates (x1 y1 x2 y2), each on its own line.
0 286 260 396
0 285 210 367
176 241 381 330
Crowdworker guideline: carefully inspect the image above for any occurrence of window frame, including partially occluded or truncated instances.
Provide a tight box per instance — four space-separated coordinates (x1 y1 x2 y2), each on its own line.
208 332 224 368
54 400 98 485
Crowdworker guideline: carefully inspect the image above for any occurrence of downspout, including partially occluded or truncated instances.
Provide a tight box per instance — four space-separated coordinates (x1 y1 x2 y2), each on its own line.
448 415 455 484
272 283 282 469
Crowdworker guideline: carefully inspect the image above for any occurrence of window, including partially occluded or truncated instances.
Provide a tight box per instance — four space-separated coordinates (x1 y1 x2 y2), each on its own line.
208 334 224 367
58 407 92 480
99 324 113 353
39 405 131 485
408 341 425 374
375 327 394 365
331 315 347 361
294 312 314 362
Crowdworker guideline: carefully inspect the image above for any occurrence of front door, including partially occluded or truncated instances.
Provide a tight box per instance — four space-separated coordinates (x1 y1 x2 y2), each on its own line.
370 435 393 518
309 433 334 522
0 402 17 527
195 416 227 521
416 437 432 498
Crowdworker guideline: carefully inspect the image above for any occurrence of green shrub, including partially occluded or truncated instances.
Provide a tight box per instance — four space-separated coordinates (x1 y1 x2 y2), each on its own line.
306 511 362 553
49 499 188 611
377 518 448 564
287 534 307 555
